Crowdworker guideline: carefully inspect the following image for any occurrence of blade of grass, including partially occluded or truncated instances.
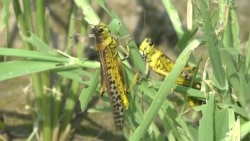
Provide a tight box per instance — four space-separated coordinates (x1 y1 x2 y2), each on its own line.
162 0 184 39
198 94 215 141
198 0 226 89
36 0 46 41
74 0 100 26
66 4 78 53
0 59 98 81
237 56 250 114
57 69 90 85
246 34 250 72
175 85 206 100
23 0 34 33
224 0 240 50
0 60 59 81
0 48 67 62
176 27 199 50
59 77 81 138
24 34 51 53
160 105 192 141
214 108 235 140
0 0 11 60
0 47 100 69
0 0 11 30
13 0 31 49
79 68 100 110
241 121 250 139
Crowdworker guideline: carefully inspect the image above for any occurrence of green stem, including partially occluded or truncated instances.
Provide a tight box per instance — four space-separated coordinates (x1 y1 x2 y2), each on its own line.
60 81 80 139
12 0 44 115
36 0 46 41
36 0 52 140
23 0 34 34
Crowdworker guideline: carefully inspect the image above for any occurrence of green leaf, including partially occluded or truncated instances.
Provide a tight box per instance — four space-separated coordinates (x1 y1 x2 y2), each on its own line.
74 0 100 25
79 68 100 110
0 60 60 81
198 94 215 141
24 34 51 52
162 0 184 39
241 121 250 139
198 0 226 89
0 0 11 30
214 108 235 141
0 48 67 62
245 34 250 72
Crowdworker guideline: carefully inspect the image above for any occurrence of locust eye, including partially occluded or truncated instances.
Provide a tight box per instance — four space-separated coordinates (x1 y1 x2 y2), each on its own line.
97 28 104 33
148 38 154 46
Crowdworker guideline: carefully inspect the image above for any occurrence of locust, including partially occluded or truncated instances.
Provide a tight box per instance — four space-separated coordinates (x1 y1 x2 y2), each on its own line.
92 22 128 130
139 37 200 89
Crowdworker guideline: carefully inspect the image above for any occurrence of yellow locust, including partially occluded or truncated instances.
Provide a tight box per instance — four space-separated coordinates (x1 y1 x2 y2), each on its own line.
92 22 128 130
139 37 200 89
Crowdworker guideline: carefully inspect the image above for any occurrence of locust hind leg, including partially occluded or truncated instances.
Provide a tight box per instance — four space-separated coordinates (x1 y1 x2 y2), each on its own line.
128 71 142 92
119 38 132 61
100 68 107 97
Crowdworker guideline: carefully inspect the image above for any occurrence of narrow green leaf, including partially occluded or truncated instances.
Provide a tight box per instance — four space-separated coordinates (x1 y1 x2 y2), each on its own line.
198 94 215 141
0 0 11 30
225 117 240 141
214 108 235 141
24 34 51 52
74 0 100 25
96 0 113 17
245 34 250 71
0 48 67 62
199 0 226 89
57 69 89 84
241 121 250 139
0 60 60 81
162 0 184 39
176 27 198 50
79 68 100 110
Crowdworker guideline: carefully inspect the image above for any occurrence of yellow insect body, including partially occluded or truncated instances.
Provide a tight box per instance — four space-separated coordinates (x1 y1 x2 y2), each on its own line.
139 37 200 89
92 22 128 130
